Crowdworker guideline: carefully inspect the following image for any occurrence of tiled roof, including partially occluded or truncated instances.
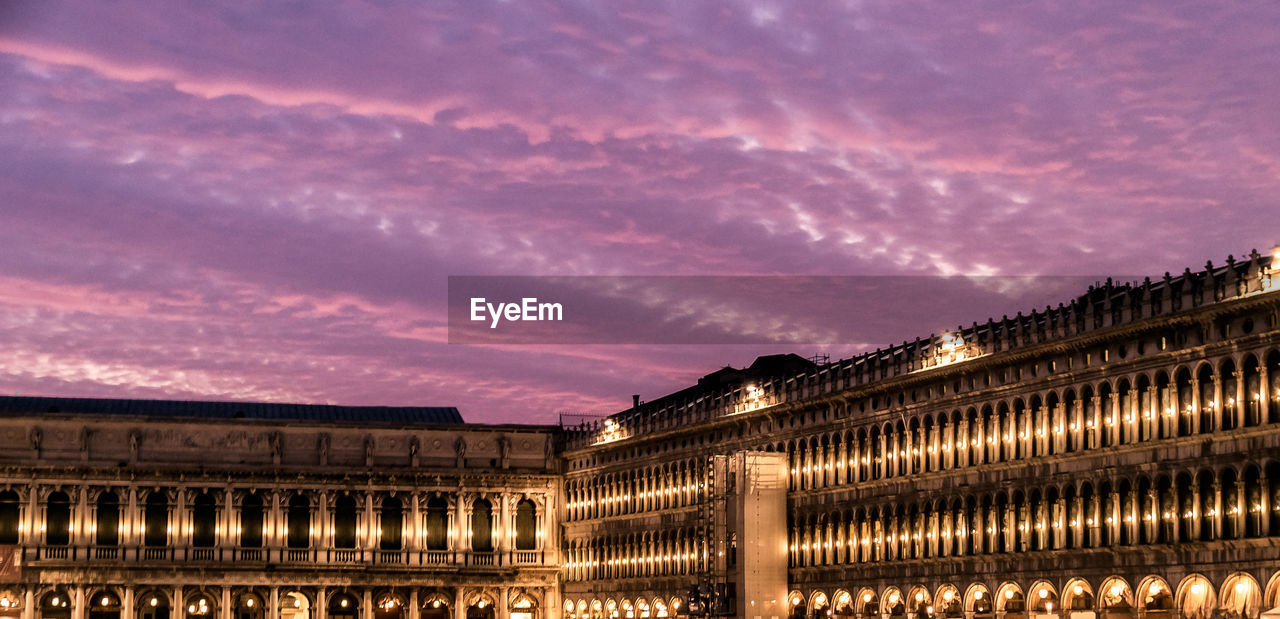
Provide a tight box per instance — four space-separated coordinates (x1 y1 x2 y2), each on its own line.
0 395 463 425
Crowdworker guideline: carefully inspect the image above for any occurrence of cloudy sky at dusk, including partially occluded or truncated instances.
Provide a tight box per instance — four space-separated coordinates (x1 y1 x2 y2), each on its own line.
2 1 1278 424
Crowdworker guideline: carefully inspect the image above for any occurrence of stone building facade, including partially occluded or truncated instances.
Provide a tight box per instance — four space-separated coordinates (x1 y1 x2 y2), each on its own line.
560 251 1280 619
5 250 1280 619
0 402 560 619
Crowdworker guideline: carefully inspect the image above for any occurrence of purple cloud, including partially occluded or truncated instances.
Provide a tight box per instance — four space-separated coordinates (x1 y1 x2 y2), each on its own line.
1 1 1278 422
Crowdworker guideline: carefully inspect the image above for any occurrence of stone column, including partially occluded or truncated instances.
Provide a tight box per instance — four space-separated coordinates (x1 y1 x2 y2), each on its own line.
269 588 279 619
1260 363 1272 422
72 586 84 619
454 494 468 560
1236 370 1248 428
1261 476 1273 537
836 441 848 485
122 587 134 619
222 588 232 619
1213 375 1225 431
1191 378 1202 435
877 434 887 479
1235 480 1247 539
317 586 327 619
362 590 373 619
174 586 185 619
453 590 466 619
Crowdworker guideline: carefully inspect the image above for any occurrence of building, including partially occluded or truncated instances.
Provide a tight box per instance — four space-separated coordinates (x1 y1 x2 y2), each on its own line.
0 399 561 619
559 251 1280 619
5 250 1280 619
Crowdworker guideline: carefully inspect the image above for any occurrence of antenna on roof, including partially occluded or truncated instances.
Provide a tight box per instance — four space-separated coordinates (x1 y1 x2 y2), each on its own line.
807 353 829 366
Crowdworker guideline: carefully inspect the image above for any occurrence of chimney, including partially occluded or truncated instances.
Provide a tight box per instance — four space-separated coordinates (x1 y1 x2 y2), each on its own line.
632 394 641 409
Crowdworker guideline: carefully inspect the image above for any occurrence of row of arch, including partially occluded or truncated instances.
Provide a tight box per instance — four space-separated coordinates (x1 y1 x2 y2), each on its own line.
778 351 1280 491
787 572 1279 619
0 489 539 554
789 462 1280 566
566 460 706 521
564 528 704 582
0 586 542 619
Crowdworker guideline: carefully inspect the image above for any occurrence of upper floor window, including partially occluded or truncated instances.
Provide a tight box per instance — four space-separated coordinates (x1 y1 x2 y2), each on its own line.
191 491 217 547
380 497 403 550
240 492 264 548
424 497 449 550
46 491 71 546
95 491 119 546
144 491 168 547
333 495 358 549
0 491 19 544
471 499 493 552
287 495 310 549
515 499 537 550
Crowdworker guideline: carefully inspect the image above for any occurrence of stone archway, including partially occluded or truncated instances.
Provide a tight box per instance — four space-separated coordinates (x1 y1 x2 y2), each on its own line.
1098 578 1134 619
1219 573 1262 619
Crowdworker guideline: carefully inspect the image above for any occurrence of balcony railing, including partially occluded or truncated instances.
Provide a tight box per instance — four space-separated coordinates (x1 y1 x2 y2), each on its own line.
19 545 551 568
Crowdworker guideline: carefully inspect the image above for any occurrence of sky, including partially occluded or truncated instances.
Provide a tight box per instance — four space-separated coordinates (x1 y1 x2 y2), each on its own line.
1 1 1279 424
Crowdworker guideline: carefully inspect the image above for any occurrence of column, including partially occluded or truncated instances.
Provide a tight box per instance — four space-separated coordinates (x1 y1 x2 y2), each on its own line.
222 588 232 619
1236 370 1248 429
76 486 88 547
1260 363 1272 422
362 590 373 619
410 494 420 551
174 586 185 619
410 589 420 619
317 587 327 619
453 589 466 619
1213 375 1225 431
73 586 85 619
454 495 467 560
877 434 887 478
269 588 279 619
1191 379 1202 434
1213 480 1223 539
836 441 848 485
123 587 134 619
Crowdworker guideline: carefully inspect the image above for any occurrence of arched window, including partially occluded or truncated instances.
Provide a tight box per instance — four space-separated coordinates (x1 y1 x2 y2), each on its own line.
192 492 217 547
380 497 403 550
471 499 493 552
144 491 169 547
287 495 310 549
240 493 264 548
425 497 449 550
333 495 358 549
46 491 71 546
95 491 119 546
0 490 19 544
515 499 537 550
